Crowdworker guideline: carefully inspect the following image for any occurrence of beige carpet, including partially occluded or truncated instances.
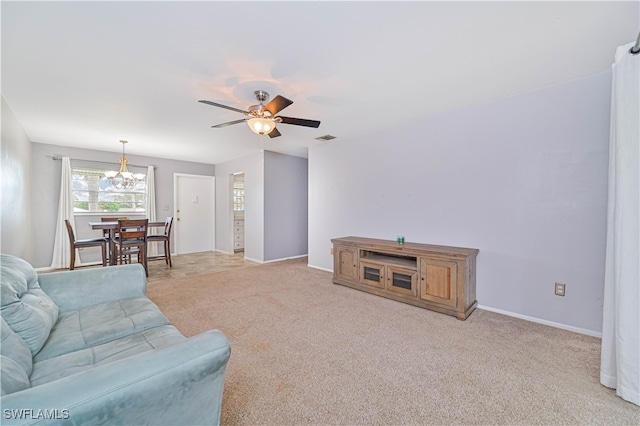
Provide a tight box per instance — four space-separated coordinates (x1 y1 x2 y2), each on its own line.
147 258 639 425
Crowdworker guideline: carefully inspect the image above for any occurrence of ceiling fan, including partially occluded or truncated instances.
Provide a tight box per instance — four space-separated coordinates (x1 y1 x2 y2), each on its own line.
199 90 320 138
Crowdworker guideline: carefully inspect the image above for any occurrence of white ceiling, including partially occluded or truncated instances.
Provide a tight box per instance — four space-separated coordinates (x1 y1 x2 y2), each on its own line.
2 1 638 165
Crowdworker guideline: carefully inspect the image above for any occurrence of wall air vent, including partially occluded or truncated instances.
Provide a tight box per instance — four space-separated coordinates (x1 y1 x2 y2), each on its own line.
315 135 337 141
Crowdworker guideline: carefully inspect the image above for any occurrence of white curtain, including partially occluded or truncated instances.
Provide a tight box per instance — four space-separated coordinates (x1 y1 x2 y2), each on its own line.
146 165 158 257
50 157 77 269
600 42 639 406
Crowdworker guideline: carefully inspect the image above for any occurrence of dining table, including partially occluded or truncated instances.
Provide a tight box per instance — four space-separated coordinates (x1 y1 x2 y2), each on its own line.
88 220 165 266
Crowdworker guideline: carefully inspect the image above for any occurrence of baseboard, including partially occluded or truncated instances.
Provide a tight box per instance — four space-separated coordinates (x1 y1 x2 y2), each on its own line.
214 249 234 255
35 261 105 273
477 305 602 338
245 254 309 264
307 264 333 273
263 254 308 264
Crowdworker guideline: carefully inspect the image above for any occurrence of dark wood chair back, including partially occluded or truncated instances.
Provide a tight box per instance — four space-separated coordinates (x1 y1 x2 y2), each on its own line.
64 219 107 270
65 219 76 242
101 217 128 238
118 219 148 242
147 217 173 267
116 218 148 276
162 216 173 237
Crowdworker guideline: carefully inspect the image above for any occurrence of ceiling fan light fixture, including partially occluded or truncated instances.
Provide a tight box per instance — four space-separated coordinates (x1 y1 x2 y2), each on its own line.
200 91 320 138
247 117 274 135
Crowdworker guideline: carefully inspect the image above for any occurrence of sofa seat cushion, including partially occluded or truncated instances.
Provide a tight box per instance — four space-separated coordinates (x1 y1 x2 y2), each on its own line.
30 325 186 387
34 297 170 362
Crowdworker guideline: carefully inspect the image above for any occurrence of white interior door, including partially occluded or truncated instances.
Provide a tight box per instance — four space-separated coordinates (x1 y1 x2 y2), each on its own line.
174 174 215 254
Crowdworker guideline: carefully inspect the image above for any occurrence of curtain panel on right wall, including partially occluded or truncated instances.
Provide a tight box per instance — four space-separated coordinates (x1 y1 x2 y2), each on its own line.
600 39 640 407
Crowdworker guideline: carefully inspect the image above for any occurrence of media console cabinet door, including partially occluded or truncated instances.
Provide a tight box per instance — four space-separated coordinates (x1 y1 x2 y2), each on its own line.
419 258 458 307
335 246 357 281
386 265 418 297
359 260 386 288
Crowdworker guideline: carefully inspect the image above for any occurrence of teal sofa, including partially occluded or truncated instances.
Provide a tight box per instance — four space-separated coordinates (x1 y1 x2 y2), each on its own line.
0 254 231 425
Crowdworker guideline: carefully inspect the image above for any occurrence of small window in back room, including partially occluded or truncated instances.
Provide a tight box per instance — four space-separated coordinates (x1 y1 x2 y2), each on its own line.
233 179 244 212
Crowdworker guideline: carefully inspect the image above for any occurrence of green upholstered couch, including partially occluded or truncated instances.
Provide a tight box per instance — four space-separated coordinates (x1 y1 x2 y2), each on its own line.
0 254 231 425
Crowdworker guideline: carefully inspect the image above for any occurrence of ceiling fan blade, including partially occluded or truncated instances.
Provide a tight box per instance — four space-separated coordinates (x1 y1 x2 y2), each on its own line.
278 116 321 128
212 119 247 128
268 128 282 138
264 95 293 116
198 100 249 115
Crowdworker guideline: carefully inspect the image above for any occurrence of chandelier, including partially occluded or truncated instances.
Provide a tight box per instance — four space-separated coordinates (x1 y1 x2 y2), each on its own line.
104 140 145 190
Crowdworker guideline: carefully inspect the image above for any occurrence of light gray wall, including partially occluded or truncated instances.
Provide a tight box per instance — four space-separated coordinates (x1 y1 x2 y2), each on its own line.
214 151 264 261
1 96 33 261
31 142 214 268
308 71 612 335
214 150 308 263
264 151 308 261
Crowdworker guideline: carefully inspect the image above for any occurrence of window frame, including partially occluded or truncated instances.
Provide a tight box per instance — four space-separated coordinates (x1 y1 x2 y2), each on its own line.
71 163 147 215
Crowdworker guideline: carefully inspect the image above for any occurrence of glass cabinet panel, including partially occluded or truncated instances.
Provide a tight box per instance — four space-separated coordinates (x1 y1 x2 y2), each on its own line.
359 261 385 288
364 266 381 282
386 266 417 296
392 272 413 290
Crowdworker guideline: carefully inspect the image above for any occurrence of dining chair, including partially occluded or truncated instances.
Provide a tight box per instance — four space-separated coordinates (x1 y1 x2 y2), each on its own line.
101 217 128 262
115 218 148 276
147 217 174 267
64 219 107 270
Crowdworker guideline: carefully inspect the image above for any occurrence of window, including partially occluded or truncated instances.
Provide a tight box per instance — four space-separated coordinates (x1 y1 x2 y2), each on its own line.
233 180 245 212
72 167 146 213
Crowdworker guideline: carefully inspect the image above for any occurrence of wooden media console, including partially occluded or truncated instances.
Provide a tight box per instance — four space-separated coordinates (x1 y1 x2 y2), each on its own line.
331 236 479 320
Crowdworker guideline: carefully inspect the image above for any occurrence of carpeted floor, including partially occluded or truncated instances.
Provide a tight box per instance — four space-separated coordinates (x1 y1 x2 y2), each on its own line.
147 257 640 425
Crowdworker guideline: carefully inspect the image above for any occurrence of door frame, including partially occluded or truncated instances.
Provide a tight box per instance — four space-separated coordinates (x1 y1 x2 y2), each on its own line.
173 173 216 254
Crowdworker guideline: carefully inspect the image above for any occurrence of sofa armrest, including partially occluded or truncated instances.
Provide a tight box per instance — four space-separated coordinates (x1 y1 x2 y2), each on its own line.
38 264 147 313
1 330 231 426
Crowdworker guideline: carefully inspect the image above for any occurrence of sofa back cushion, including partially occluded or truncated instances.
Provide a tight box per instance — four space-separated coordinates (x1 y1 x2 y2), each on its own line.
0 254 59 356
1 317 32 395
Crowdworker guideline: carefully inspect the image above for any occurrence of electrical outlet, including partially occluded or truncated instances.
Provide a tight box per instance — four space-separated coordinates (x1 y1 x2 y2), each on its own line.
555 282 566 297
